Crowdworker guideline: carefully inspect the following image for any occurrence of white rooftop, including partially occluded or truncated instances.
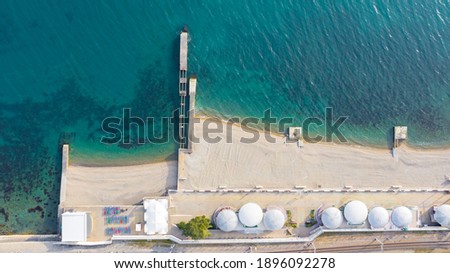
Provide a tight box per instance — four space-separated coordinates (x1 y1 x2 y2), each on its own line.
344 200 368 225
144 199 168 235
61 212 87 242
238 203 263 227
321 207 343 229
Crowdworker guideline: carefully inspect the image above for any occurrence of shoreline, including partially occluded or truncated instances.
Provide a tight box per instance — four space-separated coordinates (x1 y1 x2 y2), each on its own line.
195 114 450 153
66 113 450 168
69 153 177 168
68 146 177 168
197 108 450 151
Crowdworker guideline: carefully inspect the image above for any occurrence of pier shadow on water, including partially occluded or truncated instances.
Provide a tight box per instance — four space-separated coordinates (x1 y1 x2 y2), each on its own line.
385 128 394 150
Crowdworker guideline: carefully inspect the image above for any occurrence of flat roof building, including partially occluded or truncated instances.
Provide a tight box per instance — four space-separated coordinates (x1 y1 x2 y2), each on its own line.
61 212 87 242
144 199 168 235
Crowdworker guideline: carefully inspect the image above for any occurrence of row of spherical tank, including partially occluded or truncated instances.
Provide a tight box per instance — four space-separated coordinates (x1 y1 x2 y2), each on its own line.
321 201 450 229
214 203 286 232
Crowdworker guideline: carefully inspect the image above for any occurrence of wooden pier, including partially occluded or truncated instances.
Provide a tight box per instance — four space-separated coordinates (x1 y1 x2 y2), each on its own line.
188 75 197 151
177 27 198 153
179 29 189 149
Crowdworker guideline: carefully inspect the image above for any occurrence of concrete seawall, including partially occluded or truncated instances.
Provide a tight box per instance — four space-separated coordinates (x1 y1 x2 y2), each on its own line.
57 144 69 235
59 144 69 206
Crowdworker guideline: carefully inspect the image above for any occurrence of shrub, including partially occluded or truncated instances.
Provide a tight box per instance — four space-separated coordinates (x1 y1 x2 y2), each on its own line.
285 210 298 229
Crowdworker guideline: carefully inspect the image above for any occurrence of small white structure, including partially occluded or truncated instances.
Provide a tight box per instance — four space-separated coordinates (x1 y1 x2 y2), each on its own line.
144 199 168 235
321 207 344 229
61 212 87 242
394 126 408 140
391 206 412 228
263 208 286 231
434 204 450 227
288 127 302 140
135 223 142 232
344 200 368 225
394 126 408 148
215 209 239 232
368 207 389 228
238 203 263 227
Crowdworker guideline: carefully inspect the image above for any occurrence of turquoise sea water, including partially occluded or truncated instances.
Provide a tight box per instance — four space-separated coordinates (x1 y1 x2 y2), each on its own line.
1 1 449 234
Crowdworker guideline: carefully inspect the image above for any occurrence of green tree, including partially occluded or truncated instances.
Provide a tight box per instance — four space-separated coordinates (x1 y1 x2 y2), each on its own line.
285 210 298 229
176 216 212 239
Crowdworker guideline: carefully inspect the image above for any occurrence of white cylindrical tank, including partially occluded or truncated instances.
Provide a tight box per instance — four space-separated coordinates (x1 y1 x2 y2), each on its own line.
238 203 263 227
321 207 343 229
368 207 389 228
391 206 412 228
263 209 286 231
215 209 238 232
434 204 450 227
344 200 368 225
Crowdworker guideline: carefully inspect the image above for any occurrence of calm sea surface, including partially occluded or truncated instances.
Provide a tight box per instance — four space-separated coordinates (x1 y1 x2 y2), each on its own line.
0 0 449 233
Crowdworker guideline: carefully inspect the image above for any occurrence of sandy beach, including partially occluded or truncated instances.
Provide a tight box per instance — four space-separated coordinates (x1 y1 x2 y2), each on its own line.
179 117 450 190
64 161 177 206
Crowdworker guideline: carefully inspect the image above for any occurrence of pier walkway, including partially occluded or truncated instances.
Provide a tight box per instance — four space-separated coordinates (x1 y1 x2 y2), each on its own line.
179 30 188 149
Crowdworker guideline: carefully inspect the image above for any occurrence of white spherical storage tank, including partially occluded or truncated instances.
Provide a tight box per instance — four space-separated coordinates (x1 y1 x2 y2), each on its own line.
368 207 389 228
238 203 263 227
215 209 238 232
391 206 412 228
344 200 368 225
434 204 450 227
321 207 343 229
263 209 286 231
